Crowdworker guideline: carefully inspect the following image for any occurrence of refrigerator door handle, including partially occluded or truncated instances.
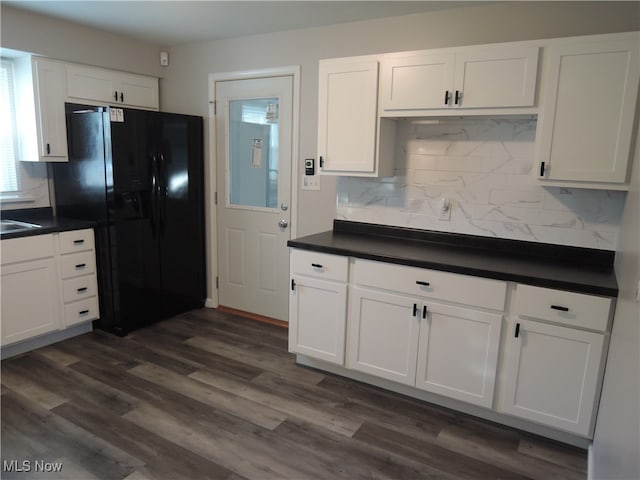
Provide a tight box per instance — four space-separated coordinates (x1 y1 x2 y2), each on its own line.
158 153 168 237
150 154 159 238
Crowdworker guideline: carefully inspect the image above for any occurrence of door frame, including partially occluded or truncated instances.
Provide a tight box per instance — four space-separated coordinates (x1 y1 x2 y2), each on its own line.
207 66 300 309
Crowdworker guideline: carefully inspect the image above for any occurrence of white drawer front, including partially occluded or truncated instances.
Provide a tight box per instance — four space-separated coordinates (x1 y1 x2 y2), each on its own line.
60 251 96 279
59 229 95 254
352 259 507 311
63 275 98 303
515 284 612 331
290 249 348 282
1 234 55 265
64 297 99 326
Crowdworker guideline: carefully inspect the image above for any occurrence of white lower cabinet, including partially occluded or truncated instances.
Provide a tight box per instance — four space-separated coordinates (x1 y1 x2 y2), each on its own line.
346 286 421 385
288 250 348 365
1 229 99 350
501 320 605 436
288 249 615 442
416 303 502 408
1 239 62 346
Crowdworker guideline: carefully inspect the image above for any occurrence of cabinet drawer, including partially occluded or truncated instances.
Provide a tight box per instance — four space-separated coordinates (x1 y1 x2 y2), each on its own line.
290 249 348 282
515 285 612 331
63 275 98 303
1 234 55 265
64 297 99 326
60 251 96 279
59 229 95 254
352 259 507 310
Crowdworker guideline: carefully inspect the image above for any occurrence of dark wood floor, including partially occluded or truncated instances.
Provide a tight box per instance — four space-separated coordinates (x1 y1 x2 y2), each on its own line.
1 308 587 480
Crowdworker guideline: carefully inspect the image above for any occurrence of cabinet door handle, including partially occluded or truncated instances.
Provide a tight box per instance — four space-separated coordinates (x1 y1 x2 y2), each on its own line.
515 322 520 338
319 156 324 168
77 287 88 293
46 143 51 154
311 263 323 269
540 161 546 177
114 91 118 101
416 281 430 287
444 90 450 105
413 303 418 317
75 263 86 269
422 305 428 319
550 305 570 312
120 92 124 102
454 90 461 105
291 279 296 291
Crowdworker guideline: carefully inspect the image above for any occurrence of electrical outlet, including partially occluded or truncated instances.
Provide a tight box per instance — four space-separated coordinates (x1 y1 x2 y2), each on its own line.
438 197 451 221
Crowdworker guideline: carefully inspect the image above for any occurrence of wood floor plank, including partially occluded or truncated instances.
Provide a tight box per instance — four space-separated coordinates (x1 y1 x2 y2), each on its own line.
52 399 233 480
189 367 363 437
128 362 288 430
1 390 142 480
1 307 587 480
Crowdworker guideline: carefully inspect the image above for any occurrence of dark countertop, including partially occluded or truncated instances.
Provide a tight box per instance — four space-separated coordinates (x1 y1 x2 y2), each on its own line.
288 220 618 298
1 208 96 240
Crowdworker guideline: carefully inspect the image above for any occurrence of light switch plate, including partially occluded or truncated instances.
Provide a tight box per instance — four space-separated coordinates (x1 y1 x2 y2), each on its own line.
302 176 320 191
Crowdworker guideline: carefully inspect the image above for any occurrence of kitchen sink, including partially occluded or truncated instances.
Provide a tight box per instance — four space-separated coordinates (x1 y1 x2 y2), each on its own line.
0 219 42 234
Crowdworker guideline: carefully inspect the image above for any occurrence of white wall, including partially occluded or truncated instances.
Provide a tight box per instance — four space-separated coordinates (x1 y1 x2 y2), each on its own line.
591 132 640 480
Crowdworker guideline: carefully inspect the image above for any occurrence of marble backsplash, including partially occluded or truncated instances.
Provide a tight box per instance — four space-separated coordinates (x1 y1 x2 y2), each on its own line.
336 117 626 250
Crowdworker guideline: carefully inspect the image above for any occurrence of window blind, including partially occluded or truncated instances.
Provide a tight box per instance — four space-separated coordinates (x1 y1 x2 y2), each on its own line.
0 59 20 193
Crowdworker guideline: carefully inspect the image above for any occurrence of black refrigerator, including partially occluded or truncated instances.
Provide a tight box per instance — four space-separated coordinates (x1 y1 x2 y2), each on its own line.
53 103 206 335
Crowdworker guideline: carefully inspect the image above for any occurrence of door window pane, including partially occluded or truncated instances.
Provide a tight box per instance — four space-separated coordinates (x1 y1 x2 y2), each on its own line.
229 97 279 209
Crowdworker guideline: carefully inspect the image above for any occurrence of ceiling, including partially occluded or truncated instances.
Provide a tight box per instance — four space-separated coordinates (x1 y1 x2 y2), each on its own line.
3 1 482 47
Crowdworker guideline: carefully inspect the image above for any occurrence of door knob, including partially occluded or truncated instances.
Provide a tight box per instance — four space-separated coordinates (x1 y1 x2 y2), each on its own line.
278 219 289 228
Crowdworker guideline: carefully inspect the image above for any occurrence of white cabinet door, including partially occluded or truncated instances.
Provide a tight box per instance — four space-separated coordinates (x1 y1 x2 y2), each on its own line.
1 257 61 346
289 276 347 365
317 58 380 175
116 72 159 109
453 46 538 108
536 36 639 184
33 58 68 161
66 64 117 104
346 286 420 385
501 319 605 436
380 45 538 112
66 64 159 110
416 302 502 408
380 52 455 111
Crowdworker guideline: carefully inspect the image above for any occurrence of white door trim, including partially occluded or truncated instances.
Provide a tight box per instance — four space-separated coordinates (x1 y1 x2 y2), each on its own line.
206 66 300 308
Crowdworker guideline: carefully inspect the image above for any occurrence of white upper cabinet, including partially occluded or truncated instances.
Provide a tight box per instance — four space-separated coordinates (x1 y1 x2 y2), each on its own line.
380 45 539 114
32 58 68 161
536 33 639 187
317 57 394 177
66 64 159 110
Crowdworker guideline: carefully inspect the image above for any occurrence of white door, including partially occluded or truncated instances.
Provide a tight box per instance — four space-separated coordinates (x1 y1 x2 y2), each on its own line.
215 76 293 321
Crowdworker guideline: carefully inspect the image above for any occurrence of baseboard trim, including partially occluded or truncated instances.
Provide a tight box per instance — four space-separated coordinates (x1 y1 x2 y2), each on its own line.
217 305 288 329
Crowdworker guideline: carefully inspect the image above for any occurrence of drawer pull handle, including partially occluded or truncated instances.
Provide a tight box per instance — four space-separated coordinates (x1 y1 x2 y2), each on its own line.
73 239 85 245
77 287 88 293
416 281 430 287
515 323 520 338
413 303 418 317
550 305 570 312
79 310 90 315
311 263 323 269
75 263 86 269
